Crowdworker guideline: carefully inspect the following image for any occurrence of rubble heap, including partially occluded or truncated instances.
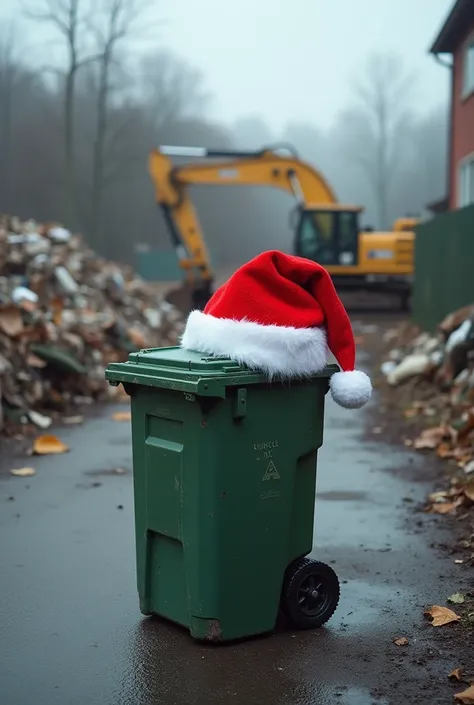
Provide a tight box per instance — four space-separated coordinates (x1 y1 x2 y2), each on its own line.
380 304 474 472
0 214 184 433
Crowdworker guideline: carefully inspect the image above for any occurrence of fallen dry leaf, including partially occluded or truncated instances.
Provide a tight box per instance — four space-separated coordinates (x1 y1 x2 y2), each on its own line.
437 443 454 459
448 668 464 681
429 490 451 503
423 406 436 417
404 407 418 419
393 637 409 646
425 605 461 626
0 304 24 337
414 436 439 450
127 327 147 349
19 298 37 313
26 352 47 368
421 425 448 441
33 434 69 455
63 415 84 425
457 411 474 444
49 296 63 326
447 593 465 604
430 501 461 515
464 460 474 475
112 411 131 422
440 304 474 335
10 467 36 477
455 685 474 704
464 481 474 502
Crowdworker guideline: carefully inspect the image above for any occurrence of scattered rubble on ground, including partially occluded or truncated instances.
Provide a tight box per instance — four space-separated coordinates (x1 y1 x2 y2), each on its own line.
376 306 474 566
380 306 474 473
0 214 184 436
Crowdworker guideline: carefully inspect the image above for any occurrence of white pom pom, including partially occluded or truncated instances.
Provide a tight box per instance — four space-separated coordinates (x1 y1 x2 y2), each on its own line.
329 370 372 409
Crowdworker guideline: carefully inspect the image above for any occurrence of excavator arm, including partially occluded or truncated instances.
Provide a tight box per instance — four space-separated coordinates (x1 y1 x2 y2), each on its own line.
148 145 342 309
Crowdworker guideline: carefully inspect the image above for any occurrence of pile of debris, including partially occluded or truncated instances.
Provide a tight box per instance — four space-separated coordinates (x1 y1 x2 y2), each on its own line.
380 305 474 474
0 214 184 434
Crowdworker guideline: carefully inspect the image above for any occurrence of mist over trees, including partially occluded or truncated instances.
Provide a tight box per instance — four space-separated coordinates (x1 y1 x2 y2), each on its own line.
0 7 448 270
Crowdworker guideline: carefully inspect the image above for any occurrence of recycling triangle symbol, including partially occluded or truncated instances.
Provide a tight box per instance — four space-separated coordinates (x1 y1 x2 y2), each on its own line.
262 460 281 481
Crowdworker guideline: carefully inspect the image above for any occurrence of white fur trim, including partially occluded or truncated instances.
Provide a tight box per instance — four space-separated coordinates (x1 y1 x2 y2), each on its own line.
330 370 372 409
180 310 328 378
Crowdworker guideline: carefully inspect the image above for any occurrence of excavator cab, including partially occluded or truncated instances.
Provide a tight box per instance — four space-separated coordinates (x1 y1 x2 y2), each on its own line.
294 206 362 267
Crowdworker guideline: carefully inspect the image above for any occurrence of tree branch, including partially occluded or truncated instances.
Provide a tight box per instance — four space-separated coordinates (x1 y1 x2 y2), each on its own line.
23 9 70 34
76 52 104 69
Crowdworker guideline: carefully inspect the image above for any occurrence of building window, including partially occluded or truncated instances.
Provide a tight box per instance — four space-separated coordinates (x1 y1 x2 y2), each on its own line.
459 156 474 207
463 40 474 97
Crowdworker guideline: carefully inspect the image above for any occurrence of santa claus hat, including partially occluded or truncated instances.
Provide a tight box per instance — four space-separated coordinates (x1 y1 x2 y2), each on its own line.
180 250 372 409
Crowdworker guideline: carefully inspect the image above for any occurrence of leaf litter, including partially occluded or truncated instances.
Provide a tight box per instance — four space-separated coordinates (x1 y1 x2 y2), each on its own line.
447 593 466 605
32 434 69 455
112 411 131 422
448 668 464 681
393 637 409 646
455 686 474 704
424 605 461 627
10 467 36 477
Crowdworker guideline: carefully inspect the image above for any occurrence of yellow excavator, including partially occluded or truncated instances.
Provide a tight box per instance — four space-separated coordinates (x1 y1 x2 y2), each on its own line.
148 144 417 313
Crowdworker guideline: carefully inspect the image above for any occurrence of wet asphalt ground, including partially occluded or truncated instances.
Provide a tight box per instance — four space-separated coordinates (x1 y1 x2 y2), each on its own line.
0 342 471 705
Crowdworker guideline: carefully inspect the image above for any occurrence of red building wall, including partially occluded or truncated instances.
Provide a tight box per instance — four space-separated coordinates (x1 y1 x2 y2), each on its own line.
450 26 474 208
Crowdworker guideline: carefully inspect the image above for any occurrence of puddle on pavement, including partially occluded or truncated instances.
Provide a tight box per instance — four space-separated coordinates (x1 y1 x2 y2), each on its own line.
338 686 390 705
317 490 368 502
333 578 415 631
83 468 130 477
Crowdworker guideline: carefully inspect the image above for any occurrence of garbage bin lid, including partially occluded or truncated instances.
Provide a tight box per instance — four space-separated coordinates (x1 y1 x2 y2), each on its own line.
105 346 337 398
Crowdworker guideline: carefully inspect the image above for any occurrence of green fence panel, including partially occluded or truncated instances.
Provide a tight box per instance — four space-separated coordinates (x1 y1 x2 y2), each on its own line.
413 205 474 331
135 249 181 282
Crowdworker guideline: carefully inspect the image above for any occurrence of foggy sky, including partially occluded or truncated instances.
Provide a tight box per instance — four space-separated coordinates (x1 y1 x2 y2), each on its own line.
1 0 453 132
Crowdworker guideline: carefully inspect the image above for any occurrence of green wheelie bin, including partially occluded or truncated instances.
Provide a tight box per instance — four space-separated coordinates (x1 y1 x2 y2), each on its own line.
105 346 340 642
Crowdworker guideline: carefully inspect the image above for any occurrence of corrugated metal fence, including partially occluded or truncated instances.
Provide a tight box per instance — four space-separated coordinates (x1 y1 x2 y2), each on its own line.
413 205 474 331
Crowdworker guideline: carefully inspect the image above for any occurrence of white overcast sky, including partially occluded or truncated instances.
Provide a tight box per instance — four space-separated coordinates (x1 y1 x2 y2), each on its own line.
1 0 454 133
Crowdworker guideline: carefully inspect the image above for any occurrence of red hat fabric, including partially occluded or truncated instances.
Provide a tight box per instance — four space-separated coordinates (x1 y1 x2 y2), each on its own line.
181 250 372 408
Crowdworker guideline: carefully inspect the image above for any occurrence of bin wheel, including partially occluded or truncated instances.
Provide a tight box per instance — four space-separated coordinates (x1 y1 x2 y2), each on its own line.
281 558 340 629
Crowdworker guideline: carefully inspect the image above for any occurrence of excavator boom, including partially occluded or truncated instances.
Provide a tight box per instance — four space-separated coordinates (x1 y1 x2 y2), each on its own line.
148 144 358 312
148 144 416 314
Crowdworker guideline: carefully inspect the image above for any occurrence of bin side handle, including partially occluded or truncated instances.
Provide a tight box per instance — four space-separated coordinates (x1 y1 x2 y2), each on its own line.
232 388 247 419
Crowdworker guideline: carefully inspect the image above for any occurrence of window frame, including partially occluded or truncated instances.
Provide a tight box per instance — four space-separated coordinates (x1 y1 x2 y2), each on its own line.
462 34 474 99
458 152 474 208
294 209 360 266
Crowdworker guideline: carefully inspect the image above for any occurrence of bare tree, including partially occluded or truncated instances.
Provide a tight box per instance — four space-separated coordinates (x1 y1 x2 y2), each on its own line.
0 24 23 206
232 116 274 149
342 53 413 229
139 51 210 135
25 0 101 226
87 0 152 245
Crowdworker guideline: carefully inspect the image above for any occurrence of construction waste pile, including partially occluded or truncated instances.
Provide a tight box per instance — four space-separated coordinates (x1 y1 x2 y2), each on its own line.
381 304 474 484
380 305 474 522
0 214 184 435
